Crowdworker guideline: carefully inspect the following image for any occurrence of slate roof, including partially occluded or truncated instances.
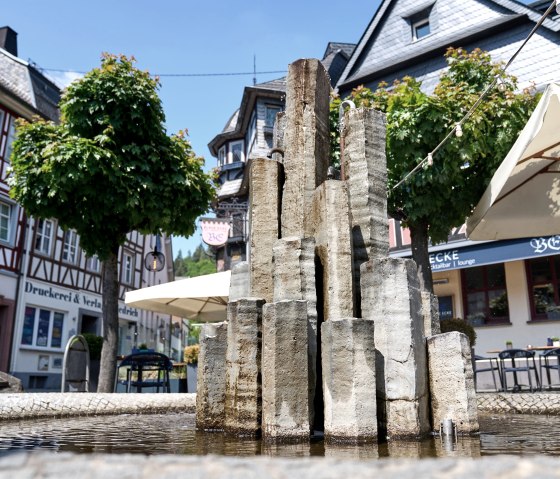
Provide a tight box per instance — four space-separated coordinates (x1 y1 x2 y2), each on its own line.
337 0 560 91
0 47 60 121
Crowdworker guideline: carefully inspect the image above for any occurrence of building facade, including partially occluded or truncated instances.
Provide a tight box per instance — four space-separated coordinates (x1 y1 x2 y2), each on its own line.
0 27 175 390
336 0 560 355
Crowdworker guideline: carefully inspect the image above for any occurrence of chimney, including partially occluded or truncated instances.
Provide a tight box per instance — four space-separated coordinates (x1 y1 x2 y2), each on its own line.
0 27 18 57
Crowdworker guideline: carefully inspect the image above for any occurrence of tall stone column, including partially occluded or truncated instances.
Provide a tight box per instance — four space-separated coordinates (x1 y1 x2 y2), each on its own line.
341 107 388 315
262 300 310 440
322 318 377 443
272 237 317 425
310 181 354 321
281 58 331 238
427 332 479 434
422 291 441 337
196 321 228 431
229 261 249 301
224 298 265 435
361 257 430 439
249 158 282 303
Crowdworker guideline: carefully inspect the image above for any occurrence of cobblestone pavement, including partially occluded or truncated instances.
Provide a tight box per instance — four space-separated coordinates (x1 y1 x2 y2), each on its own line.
477 392 560 414
0 393 195 421
1 392 560 422
2 452 560 479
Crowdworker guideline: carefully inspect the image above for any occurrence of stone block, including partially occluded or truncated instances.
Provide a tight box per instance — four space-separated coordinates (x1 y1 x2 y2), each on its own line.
422 291 441 337
224 298 265 435
196 322 228 430
0 371 22 393
281 59 331 238
272 237 317 425
310 181 354 321
322 318 377 443
229 261 249 301
341 107 388 315
361 257 430 438
262 300 310 440
249 159 283 303
427 332 479 434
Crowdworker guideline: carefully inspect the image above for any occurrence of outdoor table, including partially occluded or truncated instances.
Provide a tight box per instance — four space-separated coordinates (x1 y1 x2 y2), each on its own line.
485 347 548 392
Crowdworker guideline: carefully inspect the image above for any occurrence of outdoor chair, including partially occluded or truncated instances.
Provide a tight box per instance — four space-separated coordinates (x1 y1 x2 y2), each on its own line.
115 351 172 393
498 349 540 392
473 354 501 392
539 348 560 389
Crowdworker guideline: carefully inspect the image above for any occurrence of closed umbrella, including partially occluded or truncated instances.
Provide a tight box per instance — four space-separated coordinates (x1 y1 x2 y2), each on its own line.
125 271 231 322
467 83 560 240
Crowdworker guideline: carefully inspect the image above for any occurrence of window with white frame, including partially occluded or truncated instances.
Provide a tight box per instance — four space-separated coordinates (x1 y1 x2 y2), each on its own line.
35 219 54 255
229 140 244 164
0 201 11 242
86 255 101 272
21 306 64 349
62 229 79 263
412 18 430 40
218 146 226 167
122 251 134 284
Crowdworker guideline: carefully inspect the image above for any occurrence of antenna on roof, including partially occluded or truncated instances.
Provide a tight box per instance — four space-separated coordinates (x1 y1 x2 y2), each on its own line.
253 54 256 86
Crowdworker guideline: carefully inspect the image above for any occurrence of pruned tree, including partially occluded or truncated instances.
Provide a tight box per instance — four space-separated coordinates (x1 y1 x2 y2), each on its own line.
331 48 538 291
9 54 215 392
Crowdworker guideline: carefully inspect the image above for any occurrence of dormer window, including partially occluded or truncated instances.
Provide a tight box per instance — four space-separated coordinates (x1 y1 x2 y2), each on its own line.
412 18 430 41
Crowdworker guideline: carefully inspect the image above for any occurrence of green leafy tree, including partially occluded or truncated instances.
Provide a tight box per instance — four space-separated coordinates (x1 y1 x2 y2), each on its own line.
9 54 215 392
331 48 537 291
174 243 216 277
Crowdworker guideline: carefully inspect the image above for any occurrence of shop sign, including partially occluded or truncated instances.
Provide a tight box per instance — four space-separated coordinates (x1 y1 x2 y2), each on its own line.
24 280 139 318
201 218 230 246
424 235 560 272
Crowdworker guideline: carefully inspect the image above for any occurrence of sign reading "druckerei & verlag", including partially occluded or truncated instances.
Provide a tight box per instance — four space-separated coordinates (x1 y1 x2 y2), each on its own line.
24 280 139 318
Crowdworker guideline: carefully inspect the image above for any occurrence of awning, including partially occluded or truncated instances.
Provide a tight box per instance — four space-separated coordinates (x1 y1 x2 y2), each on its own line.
124 271 231 322
467 83 560 240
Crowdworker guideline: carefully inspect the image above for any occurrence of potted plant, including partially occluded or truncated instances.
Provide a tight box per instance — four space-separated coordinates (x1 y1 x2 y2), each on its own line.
505 340 513 349
183 345 199 392
552 337 560 347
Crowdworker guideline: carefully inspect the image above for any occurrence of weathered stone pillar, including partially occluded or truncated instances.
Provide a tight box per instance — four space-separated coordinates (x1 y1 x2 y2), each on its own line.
262 300 310 440
361 257 430 439
249 159 282 303
422 291 441 337
224 298 265 435
196 321 228 430
281 58 331 238
427 332 479 434
341 107 388 315
229 261 249 301
322 318 377 443
272 237 317 425
310 181 354 321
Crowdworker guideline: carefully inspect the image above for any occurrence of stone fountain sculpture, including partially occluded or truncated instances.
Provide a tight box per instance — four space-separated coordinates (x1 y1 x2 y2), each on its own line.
196 59 479 443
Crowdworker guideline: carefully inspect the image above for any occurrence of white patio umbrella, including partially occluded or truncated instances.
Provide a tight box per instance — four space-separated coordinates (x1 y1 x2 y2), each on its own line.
125 270 231 322
467 82 560 240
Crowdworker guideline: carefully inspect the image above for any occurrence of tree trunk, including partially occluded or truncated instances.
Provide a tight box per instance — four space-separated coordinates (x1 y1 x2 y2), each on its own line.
409 220 433 294
97 245 120 393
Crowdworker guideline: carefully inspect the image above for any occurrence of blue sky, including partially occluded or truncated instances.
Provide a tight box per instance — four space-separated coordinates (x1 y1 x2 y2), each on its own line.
2 0 381 258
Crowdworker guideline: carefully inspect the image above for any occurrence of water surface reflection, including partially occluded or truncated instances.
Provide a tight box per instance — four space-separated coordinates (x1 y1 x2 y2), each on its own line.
0 412 559 459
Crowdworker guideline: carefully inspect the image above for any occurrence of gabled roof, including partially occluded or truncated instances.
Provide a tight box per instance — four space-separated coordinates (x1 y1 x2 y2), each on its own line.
337 0 560 91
